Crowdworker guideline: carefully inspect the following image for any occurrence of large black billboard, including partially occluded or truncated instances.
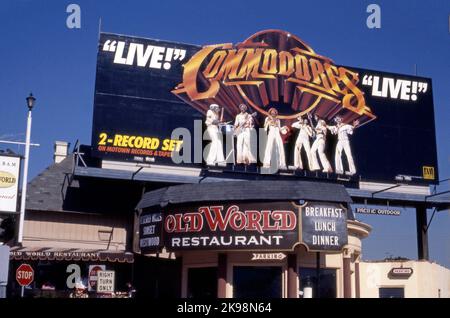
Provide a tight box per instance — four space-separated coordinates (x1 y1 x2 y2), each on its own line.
91 30 439 185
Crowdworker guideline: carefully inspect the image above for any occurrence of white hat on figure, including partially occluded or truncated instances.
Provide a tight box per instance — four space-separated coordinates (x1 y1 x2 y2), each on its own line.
75 281 87 290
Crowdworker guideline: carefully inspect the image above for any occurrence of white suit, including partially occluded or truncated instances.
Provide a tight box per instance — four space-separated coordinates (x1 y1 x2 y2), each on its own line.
310 124 332 172
205 109 225 165
291 121 313 170
329 124 356 175
263 117 286 169
234 113 256 164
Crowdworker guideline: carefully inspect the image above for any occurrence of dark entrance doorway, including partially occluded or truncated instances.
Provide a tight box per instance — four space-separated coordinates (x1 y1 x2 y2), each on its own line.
233 266 282 298
379 287 405 298
187 267 217 298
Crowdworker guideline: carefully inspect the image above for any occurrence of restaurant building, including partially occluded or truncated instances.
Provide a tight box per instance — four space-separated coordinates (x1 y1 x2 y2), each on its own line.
9 143 448 298
5 29 449 298
7 142 372 298
135 180 371 298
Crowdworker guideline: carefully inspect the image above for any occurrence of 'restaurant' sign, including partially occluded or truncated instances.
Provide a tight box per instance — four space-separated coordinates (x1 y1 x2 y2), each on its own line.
301 201 348 251
162 201 300 251
138 200 350 253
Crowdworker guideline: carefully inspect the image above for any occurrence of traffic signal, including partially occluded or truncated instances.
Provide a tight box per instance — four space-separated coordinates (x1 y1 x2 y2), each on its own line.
0 216 15 243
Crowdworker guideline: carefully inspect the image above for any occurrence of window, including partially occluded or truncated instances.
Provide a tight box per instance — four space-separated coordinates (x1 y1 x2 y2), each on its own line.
379 287 404 298
233 266 282 298
187 267 217 298
299 268 337 298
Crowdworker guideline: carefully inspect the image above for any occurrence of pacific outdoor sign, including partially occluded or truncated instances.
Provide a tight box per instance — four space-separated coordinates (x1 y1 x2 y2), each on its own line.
92 30 438 185
355 206 401 216
138 201 349 253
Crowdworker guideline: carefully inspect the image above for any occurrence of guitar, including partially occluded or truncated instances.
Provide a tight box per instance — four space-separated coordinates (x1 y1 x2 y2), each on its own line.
234 112 258 136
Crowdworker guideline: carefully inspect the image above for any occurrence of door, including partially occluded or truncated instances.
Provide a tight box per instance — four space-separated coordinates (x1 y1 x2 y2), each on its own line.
187 267 217 298
379 287 405 298
233 266 282 298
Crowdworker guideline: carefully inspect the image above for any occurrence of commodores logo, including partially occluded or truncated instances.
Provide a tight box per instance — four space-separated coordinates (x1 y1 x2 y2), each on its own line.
173 29 376 125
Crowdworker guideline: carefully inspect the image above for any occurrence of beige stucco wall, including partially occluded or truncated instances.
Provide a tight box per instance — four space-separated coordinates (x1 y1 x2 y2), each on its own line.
180 220 371 298
23 210 131 251
181 250 350 298
359 260 450 298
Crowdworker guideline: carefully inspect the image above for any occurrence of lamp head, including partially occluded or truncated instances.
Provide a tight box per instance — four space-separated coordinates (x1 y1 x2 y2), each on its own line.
26 93 36 110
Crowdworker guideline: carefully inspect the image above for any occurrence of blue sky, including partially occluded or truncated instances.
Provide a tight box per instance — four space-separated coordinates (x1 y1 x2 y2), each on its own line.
0 0 448 267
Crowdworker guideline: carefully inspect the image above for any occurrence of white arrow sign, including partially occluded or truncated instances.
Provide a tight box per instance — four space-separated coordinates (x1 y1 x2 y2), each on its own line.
251 253 286 261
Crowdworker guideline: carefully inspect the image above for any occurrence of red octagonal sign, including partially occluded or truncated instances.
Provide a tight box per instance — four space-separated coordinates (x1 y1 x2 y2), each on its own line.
16 263 34 286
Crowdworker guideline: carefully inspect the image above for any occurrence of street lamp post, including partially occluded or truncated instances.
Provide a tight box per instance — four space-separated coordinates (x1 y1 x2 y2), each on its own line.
17 93 36 244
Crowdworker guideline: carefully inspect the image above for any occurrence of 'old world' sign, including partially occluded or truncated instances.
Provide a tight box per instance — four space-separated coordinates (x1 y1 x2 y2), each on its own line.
301 202 348 251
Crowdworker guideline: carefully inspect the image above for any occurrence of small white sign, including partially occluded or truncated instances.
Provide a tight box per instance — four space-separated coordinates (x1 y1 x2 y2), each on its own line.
0 155 20 213
97 270 115 293
251 253 286 261
355 207 401 216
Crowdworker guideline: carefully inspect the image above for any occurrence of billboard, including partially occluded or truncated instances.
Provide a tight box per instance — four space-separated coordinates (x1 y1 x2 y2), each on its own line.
91 30 438 185
0 155 21 213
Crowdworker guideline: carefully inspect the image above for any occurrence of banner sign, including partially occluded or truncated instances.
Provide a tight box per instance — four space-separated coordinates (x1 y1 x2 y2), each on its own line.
92 30 438 185
0 155 21 213
301 201 348 251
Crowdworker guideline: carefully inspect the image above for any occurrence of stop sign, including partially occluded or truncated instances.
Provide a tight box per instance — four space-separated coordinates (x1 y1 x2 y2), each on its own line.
88 265 105 291
16 263 34 286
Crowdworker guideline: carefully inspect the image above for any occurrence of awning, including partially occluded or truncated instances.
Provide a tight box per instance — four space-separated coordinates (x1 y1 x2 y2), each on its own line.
9 246 134 263
136 180 352 209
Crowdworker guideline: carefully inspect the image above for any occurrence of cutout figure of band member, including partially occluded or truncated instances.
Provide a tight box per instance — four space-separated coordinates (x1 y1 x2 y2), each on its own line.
310 118 333 173
205 103 225 166
263 108 287 169
291 116 313 170
234 104 257 165
328 116 359 175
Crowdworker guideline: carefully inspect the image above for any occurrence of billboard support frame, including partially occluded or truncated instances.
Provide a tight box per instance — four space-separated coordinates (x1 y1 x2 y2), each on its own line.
370 184 402 198
415 204 429 260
